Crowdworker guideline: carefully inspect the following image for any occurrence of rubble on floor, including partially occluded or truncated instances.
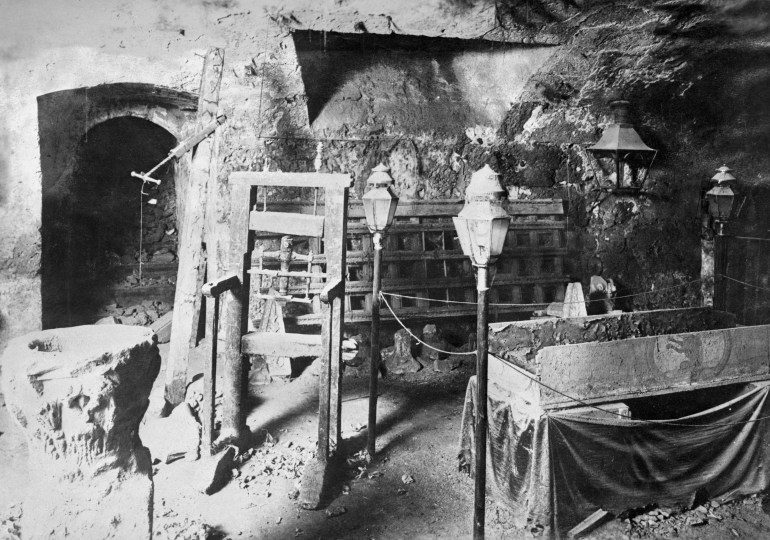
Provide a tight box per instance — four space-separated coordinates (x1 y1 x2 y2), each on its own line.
623 496 759 538
154 500 220 540
95 298 172 326
0 503 21 540
237 433 316 485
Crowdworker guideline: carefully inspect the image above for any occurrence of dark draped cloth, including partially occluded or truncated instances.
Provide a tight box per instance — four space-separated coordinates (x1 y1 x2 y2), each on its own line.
460 376 770 538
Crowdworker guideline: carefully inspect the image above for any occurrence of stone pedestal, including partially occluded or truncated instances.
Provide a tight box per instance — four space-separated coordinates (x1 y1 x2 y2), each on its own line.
1 325 161 539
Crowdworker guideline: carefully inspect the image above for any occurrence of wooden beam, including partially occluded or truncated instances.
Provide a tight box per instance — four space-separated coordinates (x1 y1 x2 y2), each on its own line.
220 180 254 444
164 47 225 408
241 332 323 357
230 171 354 189
249 211 325 237
258 199 565 218
567 509 611 538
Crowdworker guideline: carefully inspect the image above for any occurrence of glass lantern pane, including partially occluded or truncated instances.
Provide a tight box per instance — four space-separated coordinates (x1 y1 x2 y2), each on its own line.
490 217 511 258
718 194 735 220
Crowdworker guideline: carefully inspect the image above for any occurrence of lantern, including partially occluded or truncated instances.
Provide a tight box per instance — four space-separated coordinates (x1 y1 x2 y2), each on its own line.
452 165 511 267
706 165 737 236
588 94 657 193
362 163 399 234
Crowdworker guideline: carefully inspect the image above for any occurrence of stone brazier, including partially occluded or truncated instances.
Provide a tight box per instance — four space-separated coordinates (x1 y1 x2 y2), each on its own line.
1 325 161 539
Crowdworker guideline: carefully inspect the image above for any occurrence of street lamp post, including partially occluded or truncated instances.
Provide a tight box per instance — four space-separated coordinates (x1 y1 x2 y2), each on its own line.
452 165 511 540
706 165 738 311
362 163 399 460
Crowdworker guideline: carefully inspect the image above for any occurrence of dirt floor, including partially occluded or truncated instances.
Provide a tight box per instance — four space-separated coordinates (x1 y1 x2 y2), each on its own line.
4 344 770 539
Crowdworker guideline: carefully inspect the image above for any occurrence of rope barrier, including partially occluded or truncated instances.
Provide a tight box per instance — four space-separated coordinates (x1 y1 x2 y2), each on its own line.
379 292 477 356
380 291 770 428
381 278 702 309
501 358 770 428
720 274 770 293
732 235 770 242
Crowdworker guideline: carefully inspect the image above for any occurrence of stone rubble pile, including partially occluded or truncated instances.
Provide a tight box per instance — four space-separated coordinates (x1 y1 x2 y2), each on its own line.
237 435 316 487
96 298 172 325
0 503 21 540
625 497 747 538
120 268 177 288
110 175 178 268
154 502 217 540
347 325 470 378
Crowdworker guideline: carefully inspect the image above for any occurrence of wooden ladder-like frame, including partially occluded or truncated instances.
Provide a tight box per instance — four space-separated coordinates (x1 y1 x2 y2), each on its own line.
205 171 353 509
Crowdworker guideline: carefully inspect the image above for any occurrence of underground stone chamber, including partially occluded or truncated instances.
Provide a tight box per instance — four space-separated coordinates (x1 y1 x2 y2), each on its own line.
41 116 180 328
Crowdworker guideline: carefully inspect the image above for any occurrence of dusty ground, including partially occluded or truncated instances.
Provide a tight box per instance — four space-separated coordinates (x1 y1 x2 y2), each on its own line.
4 345 770 540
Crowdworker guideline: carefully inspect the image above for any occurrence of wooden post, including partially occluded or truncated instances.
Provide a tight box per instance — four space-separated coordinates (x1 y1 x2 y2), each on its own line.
220 180 254 444
366 232 383 458
164 47 225 408
473 265 489 540
202 294 219 455
701 233 715 307
715 234 728 312
326 186 349 454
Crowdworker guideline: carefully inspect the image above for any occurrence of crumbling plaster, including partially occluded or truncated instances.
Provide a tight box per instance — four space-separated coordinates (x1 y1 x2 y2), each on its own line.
1 0 769 348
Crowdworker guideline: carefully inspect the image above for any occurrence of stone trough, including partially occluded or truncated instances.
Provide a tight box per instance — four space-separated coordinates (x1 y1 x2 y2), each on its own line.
469 306 770 537
486 306 759 409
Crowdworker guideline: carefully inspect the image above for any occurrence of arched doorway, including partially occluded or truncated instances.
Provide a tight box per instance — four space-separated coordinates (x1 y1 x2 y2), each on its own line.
43 117 180 327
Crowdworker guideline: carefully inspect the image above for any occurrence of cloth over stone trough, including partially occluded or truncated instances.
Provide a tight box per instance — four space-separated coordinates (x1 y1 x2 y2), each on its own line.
460 308 770 538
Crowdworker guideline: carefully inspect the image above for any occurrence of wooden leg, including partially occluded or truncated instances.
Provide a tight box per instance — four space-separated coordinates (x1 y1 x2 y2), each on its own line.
299 304 333 510
202 295 219 456
329 294 344 453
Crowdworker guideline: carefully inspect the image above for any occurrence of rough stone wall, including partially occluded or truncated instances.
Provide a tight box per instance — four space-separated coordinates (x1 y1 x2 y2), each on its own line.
1 0 769 348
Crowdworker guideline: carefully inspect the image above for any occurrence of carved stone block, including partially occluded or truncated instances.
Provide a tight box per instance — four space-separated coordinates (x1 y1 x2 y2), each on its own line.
382 329 421 375
418 324 452 371
1 325 161 539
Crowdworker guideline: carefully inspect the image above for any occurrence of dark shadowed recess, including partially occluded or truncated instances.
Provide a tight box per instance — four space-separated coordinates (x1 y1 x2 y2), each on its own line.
40 117 176 328
292 30 549 125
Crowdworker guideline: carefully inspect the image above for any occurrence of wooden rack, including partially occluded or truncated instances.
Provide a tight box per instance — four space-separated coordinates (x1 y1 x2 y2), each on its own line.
256 199 570 325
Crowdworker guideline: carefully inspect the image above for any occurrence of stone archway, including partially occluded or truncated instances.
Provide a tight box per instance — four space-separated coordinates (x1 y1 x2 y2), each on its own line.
38 83 198 329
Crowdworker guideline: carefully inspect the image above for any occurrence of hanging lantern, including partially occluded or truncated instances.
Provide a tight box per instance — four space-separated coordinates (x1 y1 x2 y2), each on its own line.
362 163 399 234
705 164 737 236
453 165 511 267
588 93 657 193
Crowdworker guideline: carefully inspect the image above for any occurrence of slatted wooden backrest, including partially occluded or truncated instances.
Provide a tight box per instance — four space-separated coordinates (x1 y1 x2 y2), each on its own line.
259 198 569 325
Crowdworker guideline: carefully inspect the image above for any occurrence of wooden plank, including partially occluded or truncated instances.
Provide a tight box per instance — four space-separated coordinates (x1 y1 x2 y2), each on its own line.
249 211 325 237
262 199 564 218
241 332 323 357
280 274 570 296
295 303 540 325
248 269 328 279
230 171 353 189
325 186 348 457
164 47 224 408
567 509 611 539
538 324 770 408
256 247 569 267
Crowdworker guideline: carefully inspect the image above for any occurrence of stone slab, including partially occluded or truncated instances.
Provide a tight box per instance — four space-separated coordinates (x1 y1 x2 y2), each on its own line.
538 324 770 407
489 307 737 373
